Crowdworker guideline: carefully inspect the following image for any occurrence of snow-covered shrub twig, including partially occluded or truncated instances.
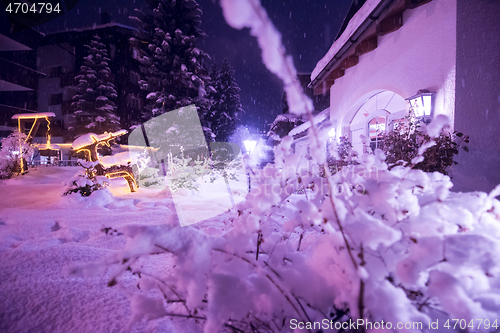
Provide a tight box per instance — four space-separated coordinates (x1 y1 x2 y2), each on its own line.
67 155 500 331
164 152 242 192
220 0 365 316
208 155 242 183
63 159 108 196
383 108 469 176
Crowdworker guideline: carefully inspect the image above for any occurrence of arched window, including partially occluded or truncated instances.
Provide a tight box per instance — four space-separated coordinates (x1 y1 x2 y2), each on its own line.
368 116 386 151
347 91 407 154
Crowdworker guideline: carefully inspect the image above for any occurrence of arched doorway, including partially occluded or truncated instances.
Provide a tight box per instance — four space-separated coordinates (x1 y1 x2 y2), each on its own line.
346 90 407 154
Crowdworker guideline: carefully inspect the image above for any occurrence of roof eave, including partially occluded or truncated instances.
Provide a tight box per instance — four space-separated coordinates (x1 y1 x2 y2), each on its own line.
310 0 396 89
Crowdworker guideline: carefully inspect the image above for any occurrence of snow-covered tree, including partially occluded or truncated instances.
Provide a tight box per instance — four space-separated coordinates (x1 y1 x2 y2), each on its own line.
70 35 120 138
0 130 33 179
129 0 214 143
207 59 243 142
267 113 303 141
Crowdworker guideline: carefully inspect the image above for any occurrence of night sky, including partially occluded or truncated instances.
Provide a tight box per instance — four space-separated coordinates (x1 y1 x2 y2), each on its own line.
36 0 351 133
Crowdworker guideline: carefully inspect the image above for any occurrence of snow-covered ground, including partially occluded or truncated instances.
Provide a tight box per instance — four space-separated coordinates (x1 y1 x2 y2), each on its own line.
0 166 246 332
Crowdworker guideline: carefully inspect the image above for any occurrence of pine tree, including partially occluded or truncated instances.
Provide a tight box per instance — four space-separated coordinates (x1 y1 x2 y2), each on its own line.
70 35 120 137
207 59 243 142
129 0 214 144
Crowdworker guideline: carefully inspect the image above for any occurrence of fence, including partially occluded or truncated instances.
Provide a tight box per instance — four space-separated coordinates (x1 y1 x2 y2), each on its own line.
27 160 80 167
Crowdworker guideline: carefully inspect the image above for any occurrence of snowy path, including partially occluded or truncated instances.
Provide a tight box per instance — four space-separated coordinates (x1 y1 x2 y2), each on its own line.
0 167 238 332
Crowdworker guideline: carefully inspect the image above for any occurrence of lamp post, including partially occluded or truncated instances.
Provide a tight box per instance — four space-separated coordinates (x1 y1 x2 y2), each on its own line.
243 139 257 193
406 89 434 122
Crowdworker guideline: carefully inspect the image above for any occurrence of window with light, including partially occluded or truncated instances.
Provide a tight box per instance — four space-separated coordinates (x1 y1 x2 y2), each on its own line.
368 116 386 151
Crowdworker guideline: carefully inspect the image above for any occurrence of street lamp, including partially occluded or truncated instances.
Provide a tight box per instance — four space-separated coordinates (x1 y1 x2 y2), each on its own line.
406 89 434 120
243 139 257 154
328 127 336 138
243 139 257 193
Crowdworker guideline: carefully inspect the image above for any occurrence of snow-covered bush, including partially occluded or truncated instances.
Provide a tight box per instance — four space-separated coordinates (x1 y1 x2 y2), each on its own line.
67 149 500 331
165 152 242 193
138 167 163 188
135 148 153 175
134 148 164 188
164 153 209 192
63 159 108 196
0 130 33 179
208 155 242 184
323 136 357 177
208 142 243 184
66 1 500 332
383 110 469 176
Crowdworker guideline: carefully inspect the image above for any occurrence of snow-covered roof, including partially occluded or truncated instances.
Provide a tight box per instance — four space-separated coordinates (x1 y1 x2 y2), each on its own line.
311 0 383 81
11 112 56 119
289 108 330 137
52 23 135 34
270 113 303 125
72 130 127 150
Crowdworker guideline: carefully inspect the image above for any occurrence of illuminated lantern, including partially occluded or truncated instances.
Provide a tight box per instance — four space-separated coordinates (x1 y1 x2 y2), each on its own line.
243 139 257 154
405 89 434 118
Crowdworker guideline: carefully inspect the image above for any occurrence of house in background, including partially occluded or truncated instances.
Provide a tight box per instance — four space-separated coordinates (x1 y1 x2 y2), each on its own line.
306 0 500 193
0 10 45 140
36 14 145 144
0 12 147 162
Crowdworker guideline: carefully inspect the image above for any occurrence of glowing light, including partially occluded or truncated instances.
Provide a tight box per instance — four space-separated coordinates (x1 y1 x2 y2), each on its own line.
406 90 434 118
25 119 37 140
75 131 138 193
328 127 336 138
75 134 115 162
106 170 138 192
13 113 55 173
75 148 93 161
45 116 51 147
14 113 55 146
243 140 257 153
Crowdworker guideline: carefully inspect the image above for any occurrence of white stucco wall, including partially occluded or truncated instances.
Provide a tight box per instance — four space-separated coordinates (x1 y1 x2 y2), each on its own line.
328 0 457 132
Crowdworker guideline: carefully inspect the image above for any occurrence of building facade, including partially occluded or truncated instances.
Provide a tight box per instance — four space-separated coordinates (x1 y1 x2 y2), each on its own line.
308 0 500 193
0 10 45 139
36 19 145 143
